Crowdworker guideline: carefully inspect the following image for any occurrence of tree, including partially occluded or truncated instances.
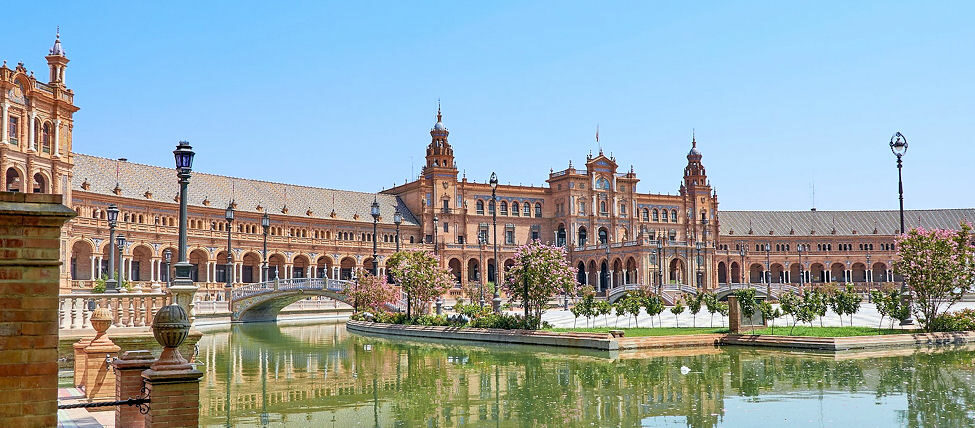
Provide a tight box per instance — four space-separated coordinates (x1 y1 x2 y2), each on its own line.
701 292 719 327
345 273 399 314
618 293 642 327
614 299 627 328
595 300 613 327
778 291 799 328
576 289 596 328
732 288 758 330
827 285 845 326
716 302 729 327
670 298 686 328
894 223 975 332
503 241 580 329
387 250 454 319
838 284 863 326
642 294 665 328
758 300 782 335
686 293 703 328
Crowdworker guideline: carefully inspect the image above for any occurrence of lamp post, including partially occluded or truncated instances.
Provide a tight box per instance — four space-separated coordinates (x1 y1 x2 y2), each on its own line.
116 234 126 290
371 198 380 277
797 244 805 291
432 215 439 255
765 242 772 298
604 242 611 292
490 172 501 312
105 204 120 293
738 241 747 286
890 131 913 325
656 240 663 295
225 201 234 301
393 208 402 252
171 140 197 322
696 241 704 291
261 212 269 282
163 249 172 289
702 218 709 290
478 234 486 308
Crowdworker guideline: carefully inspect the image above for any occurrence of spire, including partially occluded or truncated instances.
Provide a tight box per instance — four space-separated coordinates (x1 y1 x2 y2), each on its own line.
437 99 442 123
49 27 65 57
692 128 696 148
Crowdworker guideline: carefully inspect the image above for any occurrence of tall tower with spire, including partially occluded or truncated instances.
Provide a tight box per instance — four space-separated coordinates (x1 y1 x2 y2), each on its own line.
45 27 69 86
424 103 455 171
682 133 716 241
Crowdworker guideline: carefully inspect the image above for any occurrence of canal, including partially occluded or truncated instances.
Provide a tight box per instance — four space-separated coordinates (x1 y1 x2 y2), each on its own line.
198 321 975 427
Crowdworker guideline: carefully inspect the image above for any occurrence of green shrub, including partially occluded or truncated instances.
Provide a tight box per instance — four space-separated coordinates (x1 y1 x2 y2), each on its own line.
930 308 975 332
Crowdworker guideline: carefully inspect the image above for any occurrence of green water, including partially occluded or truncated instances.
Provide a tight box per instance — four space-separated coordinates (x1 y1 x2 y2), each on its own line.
198 322 975 427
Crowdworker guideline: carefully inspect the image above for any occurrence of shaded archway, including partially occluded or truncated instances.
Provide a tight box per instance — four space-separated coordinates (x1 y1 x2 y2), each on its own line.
730 262 741 284
32 173 47 193
830 263 845 283
852 263 867 282
189 249 208 283
770 263 784 283
669 258 686 284
598 227 609 244
873 262 889 283
625 257 637 285
467 258 480 283
5 168 22 192
556 224 566 247
340 257 356 280
599 260 608 291
448 258 462 283
131 245 153 282
810 263 826 283
242 252 261 283
749 263 763 283
293 255 310 279
577 261 587 286
70 240 94 280
268 254 286 280
790 263 803 285
362 257 376 277
717 261 727 284
317 255 334 279
577 226 588 246
487 258 496 283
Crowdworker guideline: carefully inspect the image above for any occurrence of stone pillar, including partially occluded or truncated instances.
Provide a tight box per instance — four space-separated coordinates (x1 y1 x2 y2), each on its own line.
83 307 121 401
728 295 741 334
142 305 203 428
0 192 74 427
113 350 154 428
72 337 92 388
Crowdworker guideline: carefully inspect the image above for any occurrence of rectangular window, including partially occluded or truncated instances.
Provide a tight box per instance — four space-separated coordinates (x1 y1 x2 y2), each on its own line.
8 117 19 145
579 202 585 215
505 230 514 245
488 200 495 215
535 204 542 218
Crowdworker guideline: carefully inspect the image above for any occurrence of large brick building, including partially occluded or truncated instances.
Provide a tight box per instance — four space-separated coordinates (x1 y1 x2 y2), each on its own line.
5 35 974 300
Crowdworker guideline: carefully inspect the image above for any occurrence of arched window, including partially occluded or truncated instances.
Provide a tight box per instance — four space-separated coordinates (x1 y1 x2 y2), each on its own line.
578 227 588 246
534 203 542 217
41 122 51 153
511 202 520 216
652 209 659 222
476 200 484 215
500 201 508 216
598 228 608 244
595 177 610 190
642 208 649 221
600 201 607 214
671 210 678 223
662 210 669 222
523 203 530 216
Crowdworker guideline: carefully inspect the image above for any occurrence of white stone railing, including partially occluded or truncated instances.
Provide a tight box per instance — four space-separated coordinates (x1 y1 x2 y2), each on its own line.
59 292 169 330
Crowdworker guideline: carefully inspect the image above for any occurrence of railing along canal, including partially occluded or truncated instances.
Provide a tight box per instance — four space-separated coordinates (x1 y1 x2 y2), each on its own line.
59 292 169 330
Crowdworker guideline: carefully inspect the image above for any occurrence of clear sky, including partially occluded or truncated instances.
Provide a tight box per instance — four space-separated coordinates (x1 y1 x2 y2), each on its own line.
3 1 972 210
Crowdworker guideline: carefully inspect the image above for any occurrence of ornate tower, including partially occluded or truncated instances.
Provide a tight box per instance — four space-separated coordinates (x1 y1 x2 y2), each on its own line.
682 135 714 241
425 104 455 171
421 104 459 249
45 28 69 86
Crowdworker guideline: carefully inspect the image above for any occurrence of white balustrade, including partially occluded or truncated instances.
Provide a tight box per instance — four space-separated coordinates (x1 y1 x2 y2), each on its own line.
58 293 169 330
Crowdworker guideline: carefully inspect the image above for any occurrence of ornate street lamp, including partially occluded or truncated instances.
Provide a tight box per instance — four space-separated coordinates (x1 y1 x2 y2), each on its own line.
105 204 120 293
163 249 172 289
890 131 913 325
116 234 126 289
371 197 380 277
478 234 486 308
171 141 196 319
765 242 772 298
738 241 747 286
225 201 234 301
696 241 704 291
261 212 270 281
797 244 805 291
393 208 402 252
656 239 663 295
604 242 611 292
490 172 501 312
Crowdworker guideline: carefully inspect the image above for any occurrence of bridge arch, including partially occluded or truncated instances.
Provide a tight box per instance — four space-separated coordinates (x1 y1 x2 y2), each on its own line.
232 279 359 323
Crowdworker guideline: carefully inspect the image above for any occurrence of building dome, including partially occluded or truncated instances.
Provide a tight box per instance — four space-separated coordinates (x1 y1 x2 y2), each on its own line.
688 146 700 156
433 121 446 131
49 29 65 56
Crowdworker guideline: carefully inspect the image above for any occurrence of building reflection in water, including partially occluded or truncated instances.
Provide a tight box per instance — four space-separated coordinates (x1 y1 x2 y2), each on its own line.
198 322 975 427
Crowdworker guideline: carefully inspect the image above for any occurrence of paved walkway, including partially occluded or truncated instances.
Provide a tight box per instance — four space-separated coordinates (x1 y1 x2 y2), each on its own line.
57 387 114 428
542 302 975 329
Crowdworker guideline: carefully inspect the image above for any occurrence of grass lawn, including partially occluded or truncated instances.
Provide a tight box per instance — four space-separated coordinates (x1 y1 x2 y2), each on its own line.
547 327 729 337
743 326 917 337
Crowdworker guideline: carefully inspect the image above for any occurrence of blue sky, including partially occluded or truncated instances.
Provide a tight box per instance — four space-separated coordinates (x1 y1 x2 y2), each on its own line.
4 2 972 210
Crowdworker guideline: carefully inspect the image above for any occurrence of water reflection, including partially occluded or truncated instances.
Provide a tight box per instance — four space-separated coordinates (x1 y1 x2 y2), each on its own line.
198 322 975 427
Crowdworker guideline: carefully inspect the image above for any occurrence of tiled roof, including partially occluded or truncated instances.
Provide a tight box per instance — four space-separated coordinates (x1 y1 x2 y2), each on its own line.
72 154 419 226
718 209 975 237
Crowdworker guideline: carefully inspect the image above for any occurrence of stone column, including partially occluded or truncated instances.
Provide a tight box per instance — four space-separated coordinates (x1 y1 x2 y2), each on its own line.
28 111 36 151
53 119 61 157
0 192 74 427
113 350 154 428
1 101 8 144
142 305 204 428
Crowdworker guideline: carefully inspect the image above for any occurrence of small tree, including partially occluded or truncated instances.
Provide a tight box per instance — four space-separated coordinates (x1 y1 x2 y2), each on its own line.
716 302 729 328
345 273 399 315
577 290 596 328
503 241 580 329
596 300 613 327
838 284 863 326
687 293 703 328
827 286 845 326
642 294 665 328
701 292 719 327
387 250 454 318
614 299 627 328
894 223 975 332
758 300 782 335
670 298 686 328
619 293 642 327
732 288 758 331
870 289 890 331
779 291 799 328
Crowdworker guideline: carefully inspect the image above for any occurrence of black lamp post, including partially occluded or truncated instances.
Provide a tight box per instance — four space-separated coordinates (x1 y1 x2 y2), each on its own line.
105 204 120 293
371 197 380 277
116 234 126 289
478 234 486 308
490 172 501 312
604 242 611 292
225 201 234 301
656 240 663 295
696 241 704 291
797 244 805 290
393 208 402 252
890 131 913 325
432 216 439 255
765 242 772 298
738 241 747 286
163 249 172 289
172 141 195 281
261 212 270 282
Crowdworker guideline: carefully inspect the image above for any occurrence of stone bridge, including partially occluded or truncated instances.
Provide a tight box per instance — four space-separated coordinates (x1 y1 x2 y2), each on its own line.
230 278 402 323
604 284 697 305
713 283 799 301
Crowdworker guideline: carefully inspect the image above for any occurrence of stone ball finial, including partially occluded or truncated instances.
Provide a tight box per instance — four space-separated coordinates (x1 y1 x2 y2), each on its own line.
152 304 190 349
90 307 113 334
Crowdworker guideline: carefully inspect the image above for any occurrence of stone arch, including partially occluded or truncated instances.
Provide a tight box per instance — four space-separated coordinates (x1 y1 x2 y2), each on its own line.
189 249 209 282
851 262 867 282
770 263 784 283
317 255 334 278
810 263 826 283
32 172 48 193
130 244 154 282
669 258 687 284
448 258 462 283
467 258 480 283
717 261 727 284
577 261 587 286
486 258 497 283
730 261 741 283
5 167 23 192
242 251 261 283
599 259 609 291
268 253 287 280
830 263 845 282
293 254 310 278
362 257 376 276
749 263 763 283
872 262 888 282
598 227 609 244
339 257 356 280
588 260 597 287
790 263 802 284
556 223 566 247
69 240 95 280
577 226 588 246
625 257 638 285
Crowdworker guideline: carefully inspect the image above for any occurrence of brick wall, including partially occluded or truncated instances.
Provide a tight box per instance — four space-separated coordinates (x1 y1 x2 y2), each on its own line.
0 192 76 427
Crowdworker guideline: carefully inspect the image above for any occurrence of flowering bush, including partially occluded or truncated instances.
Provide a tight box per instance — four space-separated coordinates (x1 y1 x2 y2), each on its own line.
894 223 975 332
387 250 454 318
502 241 580 329
345 273 398 314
